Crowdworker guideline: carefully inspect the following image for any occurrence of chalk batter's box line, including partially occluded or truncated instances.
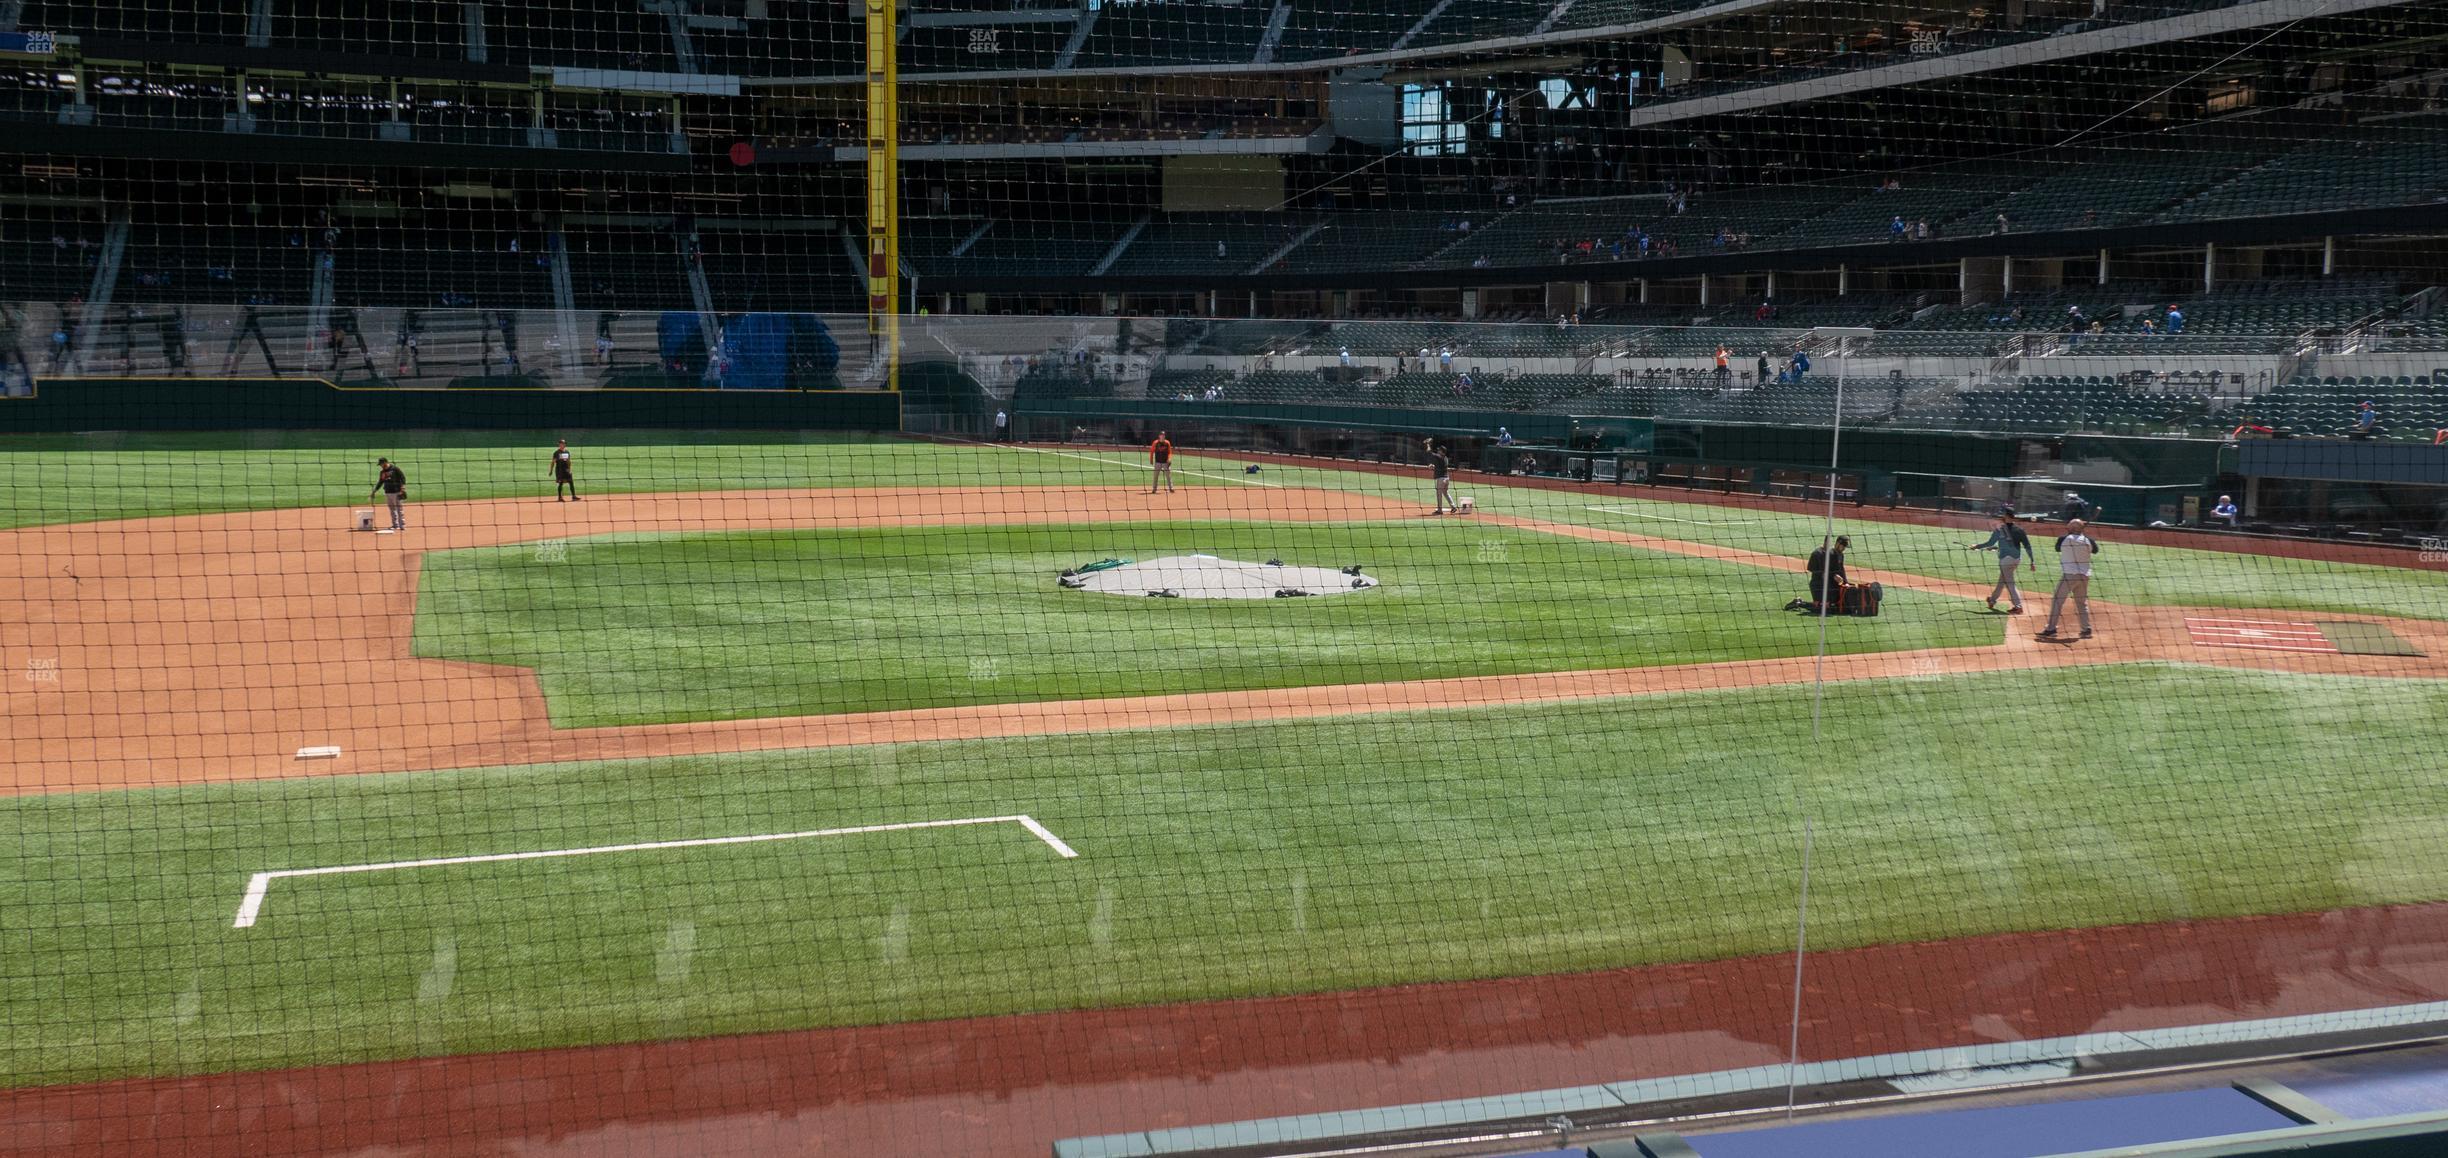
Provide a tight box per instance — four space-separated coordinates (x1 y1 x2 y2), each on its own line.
232 814 1078 930
2182 617 2341 654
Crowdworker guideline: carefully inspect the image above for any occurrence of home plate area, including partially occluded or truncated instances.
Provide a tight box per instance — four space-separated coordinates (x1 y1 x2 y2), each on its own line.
2185 618 2425 656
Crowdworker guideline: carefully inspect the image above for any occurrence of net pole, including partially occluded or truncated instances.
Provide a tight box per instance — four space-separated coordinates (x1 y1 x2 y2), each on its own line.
1784 815 1815 1119
1810 339 1846 742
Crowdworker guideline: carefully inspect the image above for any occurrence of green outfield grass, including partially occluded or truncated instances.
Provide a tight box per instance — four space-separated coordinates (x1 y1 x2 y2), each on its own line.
0 435 1194 529
3 663 2442 1087
408 520 2002 726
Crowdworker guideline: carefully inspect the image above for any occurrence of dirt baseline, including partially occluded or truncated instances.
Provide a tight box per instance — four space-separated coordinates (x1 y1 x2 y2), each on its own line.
2 485 2443 795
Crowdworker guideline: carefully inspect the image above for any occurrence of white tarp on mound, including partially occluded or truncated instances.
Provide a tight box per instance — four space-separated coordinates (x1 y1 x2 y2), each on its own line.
1065 555 1377 599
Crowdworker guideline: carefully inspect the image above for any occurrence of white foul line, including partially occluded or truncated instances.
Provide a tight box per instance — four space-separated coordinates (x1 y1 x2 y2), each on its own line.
231 814 1078 929
1583 505 1761 526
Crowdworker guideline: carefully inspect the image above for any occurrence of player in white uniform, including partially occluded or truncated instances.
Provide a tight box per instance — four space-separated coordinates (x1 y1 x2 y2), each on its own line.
2037 519 2099 640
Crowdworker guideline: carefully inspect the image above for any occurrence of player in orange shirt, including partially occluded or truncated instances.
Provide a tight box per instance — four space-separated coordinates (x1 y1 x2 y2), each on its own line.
1148 431 1175 494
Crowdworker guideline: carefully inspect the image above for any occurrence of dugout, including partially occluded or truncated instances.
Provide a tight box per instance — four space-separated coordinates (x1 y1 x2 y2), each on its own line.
2234 439 2448 536
1892 472 2203 526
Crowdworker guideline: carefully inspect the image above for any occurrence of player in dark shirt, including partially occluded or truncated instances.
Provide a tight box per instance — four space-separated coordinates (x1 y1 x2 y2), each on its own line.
1147 432 1175 494
551 439 579 502
370 458 408 531
1425 438 1456 515
1805 535 1849 609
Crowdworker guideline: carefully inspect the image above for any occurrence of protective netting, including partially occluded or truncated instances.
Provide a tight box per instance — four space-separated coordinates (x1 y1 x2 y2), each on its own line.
5 2 2448 1156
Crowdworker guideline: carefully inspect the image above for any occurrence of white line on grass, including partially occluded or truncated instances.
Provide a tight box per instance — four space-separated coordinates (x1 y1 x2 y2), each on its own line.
975 439 1287 488
231 814 1078 929
1582 504 1763 526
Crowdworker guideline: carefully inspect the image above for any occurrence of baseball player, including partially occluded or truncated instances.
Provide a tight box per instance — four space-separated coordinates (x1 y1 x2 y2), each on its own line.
370 457 408 531
2037 519 2100 641
1424 438 1455 515
551 439 579 502
1969 513 2032 614
1148 431 1175 493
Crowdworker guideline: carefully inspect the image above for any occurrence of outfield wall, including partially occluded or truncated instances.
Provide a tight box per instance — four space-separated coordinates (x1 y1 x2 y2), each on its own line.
0 378 901 433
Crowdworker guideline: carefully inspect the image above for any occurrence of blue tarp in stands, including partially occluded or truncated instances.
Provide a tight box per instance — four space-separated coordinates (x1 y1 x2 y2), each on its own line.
716 313 840 391
1688 1087 2295 1157
657 312 705 375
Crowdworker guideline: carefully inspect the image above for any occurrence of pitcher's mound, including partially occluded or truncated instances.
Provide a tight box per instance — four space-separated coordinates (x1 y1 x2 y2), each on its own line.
1061 555 1378 599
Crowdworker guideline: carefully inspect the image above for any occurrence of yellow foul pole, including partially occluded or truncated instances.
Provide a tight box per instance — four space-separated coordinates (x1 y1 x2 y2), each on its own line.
865 0 900 391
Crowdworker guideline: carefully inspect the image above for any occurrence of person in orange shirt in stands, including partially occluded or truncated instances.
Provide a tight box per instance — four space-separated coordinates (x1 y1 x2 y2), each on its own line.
1148 431 1175 494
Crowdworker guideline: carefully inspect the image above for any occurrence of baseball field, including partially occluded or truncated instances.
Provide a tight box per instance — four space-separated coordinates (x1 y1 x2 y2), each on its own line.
3 432 2444 1098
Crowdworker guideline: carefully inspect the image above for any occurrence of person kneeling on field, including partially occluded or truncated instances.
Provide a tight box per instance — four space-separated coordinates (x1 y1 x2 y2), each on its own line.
1789 535 1849 612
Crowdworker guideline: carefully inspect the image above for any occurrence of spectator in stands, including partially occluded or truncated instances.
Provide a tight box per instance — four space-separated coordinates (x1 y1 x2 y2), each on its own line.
1339 346 1352 368
1215 240 1227 261
2165 304 2185 333
1914 219 1931 240
1756 351 1772 383
1497 426 1515 446
2211 495 2239 527
1890 215 1908 240
1438 347 1454 373
2140 317 2157 336
1713 346 1730 382
1790 349 1811 379
2351 401 2379 440
2061 491 2093 523
1995 213 2010 234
